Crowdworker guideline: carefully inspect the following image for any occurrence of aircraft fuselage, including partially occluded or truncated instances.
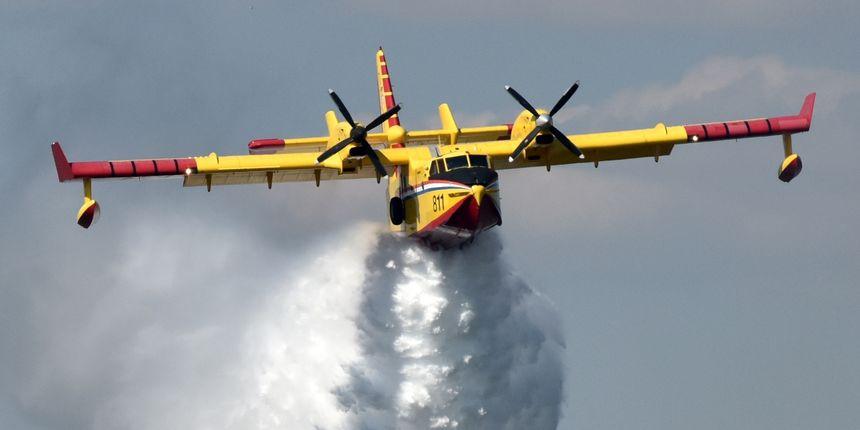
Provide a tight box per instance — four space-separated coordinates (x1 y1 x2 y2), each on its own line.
388 152 502 249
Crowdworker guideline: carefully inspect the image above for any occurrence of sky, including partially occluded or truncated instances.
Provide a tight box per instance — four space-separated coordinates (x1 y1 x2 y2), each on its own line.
1 0 859 429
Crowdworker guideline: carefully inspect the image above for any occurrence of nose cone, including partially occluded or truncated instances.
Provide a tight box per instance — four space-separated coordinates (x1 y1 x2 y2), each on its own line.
442 185 502 237
536 114 552 128
471 185 486 206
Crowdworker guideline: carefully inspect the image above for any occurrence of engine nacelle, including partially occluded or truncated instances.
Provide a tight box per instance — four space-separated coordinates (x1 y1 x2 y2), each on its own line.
778 153 802 183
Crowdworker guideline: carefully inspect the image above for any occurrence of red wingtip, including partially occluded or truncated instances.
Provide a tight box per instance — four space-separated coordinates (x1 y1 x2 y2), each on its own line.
799 92 816 125
51 142 74 182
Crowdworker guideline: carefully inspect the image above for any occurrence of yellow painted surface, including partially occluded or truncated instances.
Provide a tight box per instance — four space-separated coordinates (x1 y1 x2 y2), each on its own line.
780 153 800 173
75 179 97 224
190 121 689 188
402 179 499 234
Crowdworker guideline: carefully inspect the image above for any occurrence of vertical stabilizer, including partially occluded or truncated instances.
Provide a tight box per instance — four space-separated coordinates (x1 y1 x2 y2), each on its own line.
376 47 401 132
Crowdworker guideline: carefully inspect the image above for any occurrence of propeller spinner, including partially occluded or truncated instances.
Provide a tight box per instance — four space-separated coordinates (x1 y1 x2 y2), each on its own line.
504 82 585 162
316 89 401 182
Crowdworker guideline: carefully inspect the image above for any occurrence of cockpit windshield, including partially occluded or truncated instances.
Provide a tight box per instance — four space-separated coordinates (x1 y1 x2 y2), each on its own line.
431 154 492 175
444 155 469 171
469 154 489 168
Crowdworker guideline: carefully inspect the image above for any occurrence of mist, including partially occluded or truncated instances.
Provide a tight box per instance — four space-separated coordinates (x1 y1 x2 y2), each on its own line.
233 226 564 429
8 223 563 429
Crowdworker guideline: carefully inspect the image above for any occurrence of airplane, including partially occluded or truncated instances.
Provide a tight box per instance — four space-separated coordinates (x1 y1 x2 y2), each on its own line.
52 47 815 249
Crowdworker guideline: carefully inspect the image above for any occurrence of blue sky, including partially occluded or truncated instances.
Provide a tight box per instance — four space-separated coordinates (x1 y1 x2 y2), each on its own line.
1 1 859 429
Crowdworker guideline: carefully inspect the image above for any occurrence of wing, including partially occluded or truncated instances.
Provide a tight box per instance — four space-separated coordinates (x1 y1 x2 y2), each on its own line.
183 149 414 187
406 124 513 146
474 93 816 172
52 135 421 228
52 143 414 188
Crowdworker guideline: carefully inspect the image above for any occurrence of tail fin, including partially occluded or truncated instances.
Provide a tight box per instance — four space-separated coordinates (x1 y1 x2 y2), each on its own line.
376 46 401 132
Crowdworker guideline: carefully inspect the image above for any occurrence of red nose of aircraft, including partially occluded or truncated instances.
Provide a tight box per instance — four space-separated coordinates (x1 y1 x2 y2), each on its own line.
445 185 500 232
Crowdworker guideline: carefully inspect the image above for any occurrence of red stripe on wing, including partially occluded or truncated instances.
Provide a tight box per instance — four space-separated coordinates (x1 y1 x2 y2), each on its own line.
684 93 815 143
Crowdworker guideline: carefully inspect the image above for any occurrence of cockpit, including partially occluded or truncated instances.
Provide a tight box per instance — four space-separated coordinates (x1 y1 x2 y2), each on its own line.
429 154 491 176
427 153 497 186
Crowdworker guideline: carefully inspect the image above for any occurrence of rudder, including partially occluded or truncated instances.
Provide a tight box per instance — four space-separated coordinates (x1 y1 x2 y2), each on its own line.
376 47 401 132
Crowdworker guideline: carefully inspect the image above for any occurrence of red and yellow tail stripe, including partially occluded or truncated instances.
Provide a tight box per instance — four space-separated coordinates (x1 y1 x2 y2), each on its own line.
376 47 401 135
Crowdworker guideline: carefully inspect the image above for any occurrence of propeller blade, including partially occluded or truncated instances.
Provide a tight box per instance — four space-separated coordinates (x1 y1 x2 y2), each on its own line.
548 126 585 159
357 138 387 180
328 89 356 127
549 81 579 116
364 104 402 131
504 86 539 117
316 136 354 163
508 126 541 162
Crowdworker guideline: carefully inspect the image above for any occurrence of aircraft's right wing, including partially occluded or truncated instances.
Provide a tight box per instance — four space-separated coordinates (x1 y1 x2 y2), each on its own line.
468 93 816 182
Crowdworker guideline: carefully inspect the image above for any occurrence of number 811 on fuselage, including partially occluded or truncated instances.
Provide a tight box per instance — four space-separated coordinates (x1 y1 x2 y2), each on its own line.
388 152 501 249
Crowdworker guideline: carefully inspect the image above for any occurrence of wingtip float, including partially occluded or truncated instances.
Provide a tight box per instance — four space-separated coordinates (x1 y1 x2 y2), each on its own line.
53 51 815 248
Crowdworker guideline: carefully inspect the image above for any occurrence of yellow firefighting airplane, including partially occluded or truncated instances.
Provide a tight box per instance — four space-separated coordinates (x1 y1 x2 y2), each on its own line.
53 48 815 248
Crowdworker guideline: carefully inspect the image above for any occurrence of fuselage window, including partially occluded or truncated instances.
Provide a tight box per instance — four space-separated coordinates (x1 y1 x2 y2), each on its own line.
444 155 469 171
469 154 489 168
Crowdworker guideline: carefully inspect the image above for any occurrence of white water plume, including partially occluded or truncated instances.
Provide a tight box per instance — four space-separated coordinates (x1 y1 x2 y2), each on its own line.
19 223 564 429
236 224 565 429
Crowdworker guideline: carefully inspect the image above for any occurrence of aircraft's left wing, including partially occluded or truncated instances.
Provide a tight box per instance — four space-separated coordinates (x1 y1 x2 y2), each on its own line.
181 150 411 187
53 144 414 187
52 143 415 227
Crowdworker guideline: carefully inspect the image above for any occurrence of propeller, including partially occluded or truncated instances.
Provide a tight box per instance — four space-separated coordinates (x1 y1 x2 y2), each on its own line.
316 89 401 182
504 82 585 162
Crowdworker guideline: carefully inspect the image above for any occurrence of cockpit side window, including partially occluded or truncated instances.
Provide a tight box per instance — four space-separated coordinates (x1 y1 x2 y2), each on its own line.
430 160 440 175
444 155 469 171
469 154 490 168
